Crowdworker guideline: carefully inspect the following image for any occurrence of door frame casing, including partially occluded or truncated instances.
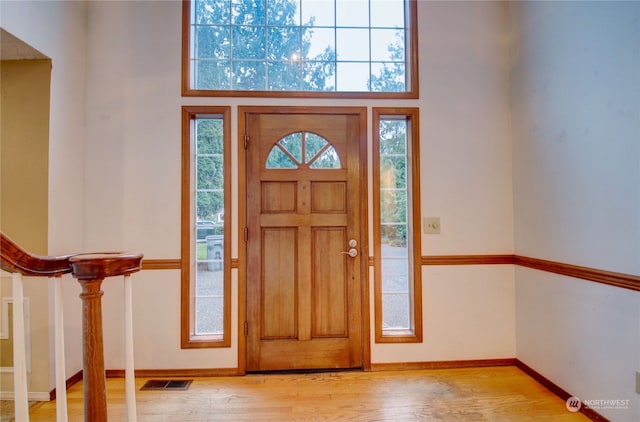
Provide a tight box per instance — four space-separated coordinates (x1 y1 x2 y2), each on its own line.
237 106 370 373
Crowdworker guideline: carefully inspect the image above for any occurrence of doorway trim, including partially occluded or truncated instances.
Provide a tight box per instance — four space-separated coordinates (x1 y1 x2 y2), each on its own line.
237 106 370 373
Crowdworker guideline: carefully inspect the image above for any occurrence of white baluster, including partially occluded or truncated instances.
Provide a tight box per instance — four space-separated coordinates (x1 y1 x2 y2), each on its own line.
53 275 68 421
124 274 137 421
12 272 29 422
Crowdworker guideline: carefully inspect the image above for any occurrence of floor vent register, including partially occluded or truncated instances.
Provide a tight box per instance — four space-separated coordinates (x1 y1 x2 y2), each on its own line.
140 380 193 391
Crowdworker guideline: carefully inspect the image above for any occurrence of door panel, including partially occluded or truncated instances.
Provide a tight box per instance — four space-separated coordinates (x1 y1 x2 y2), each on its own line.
261 182 297 213
246 111 364 371
261 228 297 340
311 227 348 338
310 182 346 213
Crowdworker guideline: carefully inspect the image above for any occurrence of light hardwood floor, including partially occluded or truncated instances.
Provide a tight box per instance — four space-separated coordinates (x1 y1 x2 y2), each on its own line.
27 366 589 421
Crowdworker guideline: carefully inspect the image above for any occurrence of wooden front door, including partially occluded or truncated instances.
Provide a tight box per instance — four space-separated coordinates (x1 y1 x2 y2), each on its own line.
245 109 365 371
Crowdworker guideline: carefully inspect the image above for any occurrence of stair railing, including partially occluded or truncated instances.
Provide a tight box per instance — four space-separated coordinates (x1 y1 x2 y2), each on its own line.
0 233 143 422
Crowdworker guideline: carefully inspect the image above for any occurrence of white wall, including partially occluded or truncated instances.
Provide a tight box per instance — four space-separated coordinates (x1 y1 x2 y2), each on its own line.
0 0 88 256
420 0 514 257
509 1 640 421
2 0 515 383
80 0 515 370
0 0 88 392
510 1 640 274
374 0 515 363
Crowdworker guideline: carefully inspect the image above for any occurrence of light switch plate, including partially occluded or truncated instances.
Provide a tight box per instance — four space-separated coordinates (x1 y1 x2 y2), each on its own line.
424 217 440 234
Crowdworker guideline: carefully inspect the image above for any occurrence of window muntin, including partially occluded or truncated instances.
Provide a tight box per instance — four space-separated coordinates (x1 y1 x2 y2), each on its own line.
182 106 231 348
373 108 422 343
183 0 418 98
266 131 341 169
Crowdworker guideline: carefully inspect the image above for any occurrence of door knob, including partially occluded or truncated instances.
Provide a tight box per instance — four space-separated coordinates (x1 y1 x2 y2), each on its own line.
340 248 358 258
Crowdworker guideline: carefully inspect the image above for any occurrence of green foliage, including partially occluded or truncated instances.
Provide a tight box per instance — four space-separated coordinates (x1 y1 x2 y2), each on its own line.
194 0 335 91
370 31 407 93
193 0 408 92
197 241 207 260
265 132 341 169
379 119 409 246
196 119 224 221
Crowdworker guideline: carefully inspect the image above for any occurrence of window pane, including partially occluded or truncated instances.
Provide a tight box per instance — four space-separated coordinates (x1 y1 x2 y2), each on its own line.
336 28 370 61
196 121 224 154
196 26 231 59
305 132 328 162
197 156 224 189
382 258 409 290
197 191 224 221
267 26 302 60
382 292 409 329
231 60 267 90
380 224 407 249
195 296 224 334
302 61 335 91
309 146 341 168
188 0 415 95
268 0 301 25
370 0 405 28
336 0 369 27
279 132 303 162
268 61 303 90
382 258 409 294
195 0 230 24
336 62 369 91
380 156 406 189
232 0 266 25
196 220 221 241
380 190 407 223
370 62 405 92
379 121 407 154
266 146 298 168
233 26 266 59
195 60 231 90
371 29 402 61
305 27 336 60
301 0 335 26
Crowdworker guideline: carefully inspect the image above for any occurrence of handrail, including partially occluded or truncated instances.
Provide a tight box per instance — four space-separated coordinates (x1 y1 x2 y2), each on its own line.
1 232 143 422
0 233 74 276
69 252 143 422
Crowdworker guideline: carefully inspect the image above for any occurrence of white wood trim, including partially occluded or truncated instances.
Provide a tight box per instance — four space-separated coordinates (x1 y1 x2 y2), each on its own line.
53 276 69 421
0 391 51 401
12 272 29 422
124 274 137 421
1 296 32 373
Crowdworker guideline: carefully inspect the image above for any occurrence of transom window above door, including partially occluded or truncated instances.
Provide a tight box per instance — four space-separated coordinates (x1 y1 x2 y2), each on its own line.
182 0 418 98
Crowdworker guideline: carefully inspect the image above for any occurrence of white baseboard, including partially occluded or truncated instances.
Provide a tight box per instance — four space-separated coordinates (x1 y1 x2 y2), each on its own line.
0 390 50 401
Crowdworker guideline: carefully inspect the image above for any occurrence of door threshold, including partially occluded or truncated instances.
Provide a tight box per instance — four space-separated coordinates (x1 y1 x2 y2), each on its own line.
247 367 363 375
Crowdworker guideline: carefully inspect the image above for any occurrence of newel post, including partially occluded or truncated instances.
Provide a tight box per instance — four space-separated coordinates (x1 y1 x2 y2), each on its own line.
70 253 143 422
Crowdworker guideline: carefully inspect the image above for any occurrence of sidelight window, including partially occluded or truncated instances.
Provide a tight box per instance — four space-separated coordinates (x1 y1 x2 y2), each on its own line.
373 107 422 343
181 106 232 348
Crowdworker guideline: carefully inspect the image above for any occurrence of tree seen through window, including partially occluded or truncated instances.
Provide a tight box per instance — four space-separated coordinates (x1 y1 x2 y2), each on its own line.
190 0 411 93
266 132 341 169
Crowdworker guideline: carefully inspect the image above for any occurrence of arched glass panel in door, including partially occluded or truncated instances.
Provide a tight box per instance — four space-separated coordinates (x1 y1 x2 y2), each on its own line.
266 132 341 169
